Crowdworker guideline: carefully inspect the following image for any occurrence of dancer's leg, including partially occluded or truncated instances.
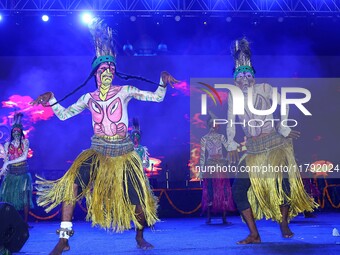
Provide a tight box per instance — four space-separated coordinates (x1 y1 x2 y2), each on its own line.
232 174 261 244
279 177 294 238
279 205 294 238
135 205 154 249
49 184 78 255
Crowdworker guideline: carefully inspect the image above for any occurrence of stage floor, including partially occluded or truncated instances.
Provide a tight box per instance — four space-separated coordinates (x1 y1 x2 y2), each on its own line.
17 212 340 255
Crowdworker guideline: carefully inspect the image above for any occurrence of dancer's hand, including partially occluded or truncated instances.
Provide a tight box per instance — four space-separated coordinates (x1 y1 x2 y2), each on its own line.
287 130 300 139
30 92 54 107
161 71 180 88
227 150 239 164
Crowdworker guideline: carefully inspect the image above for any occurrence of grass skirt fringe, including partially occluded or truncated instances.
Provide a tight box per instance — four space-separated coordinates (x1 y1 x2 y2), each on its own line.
0 171 33 210
244 141 318 222
36 149 158 232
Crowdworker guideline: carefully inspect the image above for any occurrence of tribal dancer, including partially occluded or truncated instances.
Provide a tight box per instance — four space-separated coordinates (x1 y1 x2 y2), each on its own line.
200 114 235 224
31 18 178 254
0 113 34 224
227 38 318 244
131 118 150 172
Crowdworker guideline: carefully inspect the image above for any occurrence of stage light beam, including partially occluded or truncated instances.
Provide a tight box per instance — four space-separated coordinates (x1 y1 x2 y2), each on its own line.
130 15 136 22
81 13 93 25
42 15 49 22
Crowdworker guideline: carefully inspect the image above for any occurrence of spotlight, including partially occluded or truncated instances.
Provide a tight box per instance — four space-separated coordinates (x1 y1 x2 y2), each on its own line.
130 15 136 22
174 15 181 22
226 16 232 23
123 42 134 55
157 43 168 52
0 14 3 22
278 16 284 23
203 21 207 25
81 13 93 25
42 15 49 22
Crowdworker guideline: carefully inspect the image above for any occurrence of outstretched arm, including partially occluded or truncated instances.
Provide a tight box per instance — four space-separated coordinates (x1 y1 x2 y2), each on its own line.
49 95 88 120
126 84 167 102
272 84 291 137
277 94 300 138
31 92 88 121
263 83 296 138
126 71 179 102
262 83 300 139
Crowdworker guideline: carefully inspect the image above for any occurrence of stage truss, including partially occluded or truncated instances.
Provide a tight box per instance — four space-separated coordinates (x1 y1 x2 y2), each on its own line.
0 0 339 18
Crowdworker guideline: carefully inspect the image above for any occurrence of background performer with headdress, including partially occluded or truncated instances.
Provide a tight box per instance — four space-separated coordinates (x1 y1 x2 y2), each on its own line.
130 118 150 172
200 112 235 224
31 18 178 254
227 38 318 244
0 113 34 224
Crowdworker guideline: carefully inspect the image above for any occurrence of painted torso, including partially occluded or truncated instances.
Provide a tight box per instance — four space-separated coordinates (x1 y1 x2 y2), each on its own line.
88 86 127 137
202 132 226 158
5 139 29 161
50 84 166 139
200 130 228 167
8 143 24 160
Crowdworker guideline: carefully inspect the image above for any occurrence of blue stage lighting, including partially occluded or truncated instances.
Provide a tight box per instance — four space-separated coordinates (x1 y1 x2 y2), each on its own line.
42 15 49 22
82 13 93 24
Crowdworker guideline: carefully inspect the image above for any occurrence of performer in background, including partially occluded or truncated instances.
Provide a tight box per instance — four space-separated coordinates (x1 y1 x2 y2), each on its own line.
0 113 34 224
302 177 320 218
200 113 235 224
31 18 178 254
131 118 150 172
227 38 318 244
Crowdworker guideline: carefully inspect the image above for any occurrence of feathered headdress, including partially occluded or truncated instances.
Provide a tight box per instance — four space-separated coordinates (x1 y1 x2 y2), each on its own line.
88 18 117 71
47 18 118 106
12 112 24 131
231 38 255 79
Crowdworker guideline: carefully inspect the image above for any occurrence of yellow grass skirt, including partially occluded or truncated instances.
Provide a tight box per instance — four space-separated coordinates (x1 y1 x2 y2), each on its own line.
36 149 158 232
244 142 318 222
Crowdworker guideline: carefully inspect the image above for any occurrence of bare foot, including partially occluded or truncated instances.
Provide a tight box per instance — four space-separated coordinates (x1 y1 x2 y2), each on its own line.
237 234 261 244
49 238 70 255
280 223 294 238
136 237 154 250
